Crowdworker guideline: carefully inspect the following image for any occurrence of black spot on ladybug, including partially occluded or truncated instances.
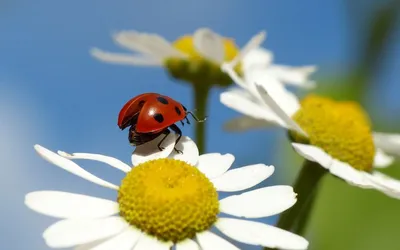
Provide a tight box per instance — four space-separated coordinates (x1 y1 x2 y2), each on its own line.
153 113 164 123
138 100 145 107
156 96 169 105
175 106 182 115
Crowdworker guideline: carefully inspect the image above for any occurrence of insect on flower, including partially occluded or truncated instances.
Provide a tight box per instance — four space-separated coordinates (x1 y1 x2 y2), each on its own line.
118 93 206 153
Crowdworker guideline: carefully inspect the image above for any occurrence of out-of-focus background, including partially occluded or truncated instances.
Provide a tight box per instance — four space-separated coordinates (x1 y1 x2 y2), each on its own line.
1 0 400 249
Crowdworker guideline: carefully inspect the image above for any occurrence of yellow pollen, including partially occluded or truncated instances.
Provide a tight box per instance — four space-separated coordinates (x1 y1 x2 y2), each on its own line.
172 35 239 61
290 94 375 171
118 158 219 243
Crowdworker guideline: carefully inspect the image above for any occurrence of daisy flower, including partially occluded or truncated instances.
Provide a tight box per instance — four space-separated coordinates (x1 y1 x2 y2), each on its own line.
221 51 400 199
91 28 265 88
25 135 309 250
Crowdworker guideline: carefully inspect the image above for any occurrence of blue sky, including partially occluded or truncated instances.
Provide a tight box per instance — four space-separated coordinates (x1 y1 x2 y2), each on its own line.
1 0 399 249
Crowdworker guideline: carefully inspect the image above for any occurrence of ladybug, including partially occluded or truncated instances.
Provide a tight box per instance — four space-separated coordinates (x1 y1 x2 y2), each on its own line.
118 93 206 153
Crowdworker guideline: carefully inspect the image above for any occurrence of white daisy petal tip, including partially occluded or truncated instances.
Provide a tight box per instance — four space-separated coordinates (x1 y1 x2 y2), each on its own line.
25 191 119 219
169 136 199 166
221 62 233 73
57 150 72 157
212 164 274 192
216 218 309 250
34 144 49 155
219 185 298 218
196 153 235 179
227 30 267 69
373 148 395 168
43 217 128 248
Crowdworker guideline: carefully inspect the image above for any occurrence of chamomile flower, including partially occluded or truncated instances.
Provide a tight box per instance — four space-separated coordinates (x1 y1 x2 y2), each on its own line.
25 135 309 250
91 28 265 88
221 55 400 199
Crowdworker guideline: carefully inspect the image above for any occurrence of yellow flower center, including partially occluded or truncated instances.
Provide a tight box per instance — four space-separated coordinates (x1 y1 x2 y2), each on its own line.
118 158 219 243
173 35 238 61
289 94 375 171
164 34 241 87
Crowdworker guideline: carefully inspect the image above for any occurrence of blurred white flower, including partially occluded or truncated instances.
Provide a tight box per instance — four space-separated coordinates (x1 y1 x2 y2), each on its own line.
91 28 240 66
25 135 309 250
221 55 400 198
91 28 267 87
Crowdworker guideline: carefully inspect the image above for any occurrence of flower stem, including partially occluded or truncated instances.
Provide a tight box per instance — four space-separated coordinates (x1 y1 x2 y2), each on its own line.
292 189 318 235
192 84 210 154
276 160 326 231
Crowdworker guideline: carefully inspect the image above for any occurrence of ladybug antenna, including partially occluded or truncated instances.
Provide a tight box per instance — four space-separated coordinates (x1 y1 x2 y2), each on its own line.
186 111 207 122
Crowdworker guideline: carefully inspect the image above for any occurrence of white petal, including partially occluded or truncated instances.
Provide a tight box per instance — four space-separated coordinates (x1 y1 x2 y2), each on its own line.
90 48 162 66
373 148 395 168
86 228 141 250
254 83 306 136
223 116 272 132
216 218 309 250
58 151 131 173
220 89 282 125
266 65 317 88
248 71 301 117
224 31 266 70
196 231 240 250
197 153 235 179
291 143 333 169
131 133 176 166
219 185 297 218
329 159 373 187
143 33 188 58
74 238 112 250
113 31 185 59
242 47 273 73
112 31 159 57
221 63 250 90
43 217 128 248
133 235 172 250
168 136 199 166
212 164 274 192
364 171 400 198
373 132 400 157
34 145 118 190
193 28 224 63
176 239 200 250
25 191 119 219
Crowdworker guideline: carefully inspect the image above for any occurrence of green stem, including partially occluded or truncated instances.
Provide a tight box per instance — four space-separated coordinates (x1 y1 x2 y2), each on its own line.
292 188 318 235
276 160 326 230
193 84 210 154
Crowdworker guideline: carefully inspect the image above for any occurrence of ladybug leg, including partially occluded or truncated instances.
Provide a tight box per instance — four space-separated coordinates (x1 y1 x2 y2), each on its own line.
180 120 185 126
157 129 171 151
185 116 191 125
169 124 183 154
186 111 207 122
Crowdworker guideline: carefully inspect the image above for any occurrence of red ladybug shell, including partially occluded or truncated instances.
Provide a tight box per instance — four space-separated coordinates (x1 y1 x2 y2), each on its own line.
118 93 156 130
118 93 187 133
